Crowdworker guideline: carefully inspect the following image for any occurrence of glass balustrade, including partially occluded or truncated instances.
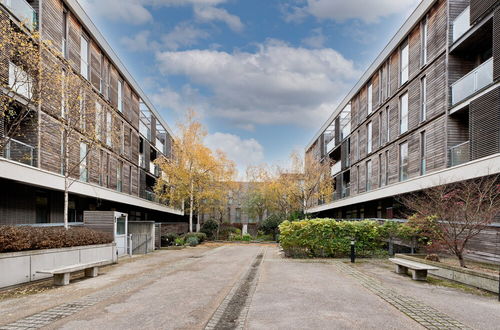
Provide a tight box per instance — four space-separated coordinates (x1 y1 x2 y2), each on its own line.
452 6 470 43
450 141 470 167
451 58 493 105
1 0 37 31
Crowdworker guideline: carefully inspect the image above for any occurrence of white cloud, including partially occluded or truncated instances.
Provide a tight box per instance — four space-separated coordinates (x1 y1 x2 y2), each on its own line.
150 85 210 117
155 39 360 128
194 5 244 32
205 132 264 176
79 0 153 25
120 30 152 51
301 28 326 48
147 0 226 6
162 23 210 50
286 0 420 24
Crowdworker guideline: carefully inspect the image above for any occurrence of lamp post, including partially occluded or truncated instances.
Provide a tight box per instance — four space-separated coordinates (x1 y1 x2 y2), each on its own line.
350 239 356 263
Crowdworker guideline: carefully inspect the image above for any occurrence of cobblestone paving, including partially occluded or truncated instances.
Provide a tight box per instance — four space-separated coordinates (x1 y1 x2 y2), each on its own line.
204 248 265 330
333 261 471 330
0 247 226 330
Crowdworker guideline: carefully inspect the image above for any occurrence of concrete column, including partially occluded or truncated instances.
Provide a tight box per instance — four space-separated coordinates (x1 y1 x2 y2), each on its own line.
396 265 408 275
53 273 70 286
85 267 98 278
242 224 248 235
412 269 428 281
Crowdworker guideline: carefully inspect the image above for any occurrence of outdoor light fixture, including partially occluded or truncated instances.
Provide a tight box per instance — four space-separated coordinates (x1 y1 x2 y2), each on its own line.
350 239 356 263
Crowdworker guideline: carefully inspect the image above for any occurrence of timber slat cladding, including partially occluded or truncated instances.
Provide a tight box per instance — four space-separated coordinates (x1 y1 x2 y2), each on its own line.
449 0 470 45
470 0 499 24
40 113 62 173
470 87 500 160
42 0 63 53
84 211 115 234
90 43 101 91
68 14 80 72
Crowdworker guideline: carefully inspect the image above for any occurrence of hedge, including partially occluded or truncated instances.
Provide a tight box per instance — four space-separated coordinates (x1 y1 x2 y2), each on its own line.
0 226 113 253
279 219 384 258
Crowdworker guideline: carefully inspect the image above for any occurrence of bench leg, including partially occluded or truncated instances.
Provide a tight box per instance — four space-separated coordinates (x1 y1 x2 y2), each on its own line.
54 273 70 286
85 267 98 278
412 269 428 281
396 265 408 275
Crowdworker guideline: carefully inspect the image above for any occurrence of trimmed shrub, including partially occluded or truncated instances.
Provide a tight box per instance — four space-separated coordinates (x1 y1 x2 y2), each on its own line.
200 219 219 240
174 237 185 246
184 232 207 243
186 236 199 246
241 234 252 242
279 219 383 258
161 233 178 246
260 215 283 240
0 226 113 253
218 224 239 240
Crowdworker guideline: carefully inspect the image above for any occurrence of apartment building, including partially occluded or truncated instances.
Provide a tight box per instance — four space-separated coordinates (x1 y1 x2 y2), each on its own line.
0 0 183 224
306 0 500 219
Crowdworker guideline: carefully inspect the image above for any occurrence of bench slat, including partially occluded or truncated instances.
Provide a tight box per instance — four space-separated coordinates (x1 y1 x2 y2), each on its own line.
37 260 110 275
389 258 439 270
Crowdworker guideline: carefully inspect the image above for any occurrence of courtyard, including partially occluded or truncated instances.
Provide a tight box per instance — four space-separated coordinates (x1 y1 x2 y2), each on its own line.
0 244 499 330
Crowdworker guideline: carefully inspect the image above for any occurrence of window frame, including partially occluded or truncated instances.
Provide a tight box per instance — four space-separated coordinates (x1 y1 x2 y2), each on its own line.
399 92 409 134
367 121 373 154
399 141 409 182
400 41 409 85
80 35 89 80
367 83 373 115
420 76 427 122
421 15 428 66
420 131 426 175
366 160 372 192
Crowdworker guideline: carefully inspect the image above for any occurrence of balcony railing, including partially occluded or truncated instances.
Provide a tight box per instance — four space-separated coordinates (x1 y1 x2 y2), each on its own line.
452 6 470 43
331 162 341 177
155 138 164 153
144 190 159 203
138 154 145 168
450 141 470 167
5 138 35 166
326 138 335 154
1 0 37 31
451 58 493 105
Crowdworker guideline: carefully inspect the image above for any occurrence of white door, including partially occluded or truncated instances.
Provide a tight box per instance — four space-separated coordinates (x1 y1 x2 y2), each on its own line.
115 214 127 256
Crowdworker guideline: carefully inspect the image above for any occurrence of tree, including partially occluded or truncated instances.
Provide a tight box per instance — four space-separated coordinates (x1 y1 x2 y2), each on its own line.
155 110 235 232
244 165 273 222
400 175 500 267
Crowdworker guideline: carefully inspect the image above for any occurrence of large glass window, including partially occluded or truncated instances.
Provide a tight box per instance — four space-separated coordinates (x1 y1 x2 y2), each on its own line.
420 76 427 122
367 83 373 114
367 122 372 153
62 10 68 58
420 131 426 175
117 161 122 192
378 154 383 187
399 142 409 181
400 92 408 134
106 112 112 146
384 150 389 186
421 16 428 66
117 80 123 112
80 36 89 79
386 106 390 142
400 41 409 85
366 160 372 191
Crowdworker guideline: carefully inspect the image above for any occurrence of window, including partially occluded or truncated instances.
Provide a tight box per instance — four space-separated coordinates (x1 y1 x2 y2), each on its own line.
80 36 89 79
400 92 408 134
420 131 426 175
421 16 428 66
399 142 409 181
366 160 372 191
80 91 85 131
367 122 372 153
378 111 383 146
117 80 123 112
378 69 383 102
400 41 409 85
61 70 66 118
367 83 373 114
356 165 360 192
384 150 389 186
9 62 33 99
117 161 122 192
387 61 391 96
120 122 125 154
95 101 102 140
356 131 360 160
386 106 390 142
35 192 50 223
106 112 112 146
79 142 88 182
378 154 383 187
420 76 427 122
235 208 241 223
62 10 68 58
128 165 132 194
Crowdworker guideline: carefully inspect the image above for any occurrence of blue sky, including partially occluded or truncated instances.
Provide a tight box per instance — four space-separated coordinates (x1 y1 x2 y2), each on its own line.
79 0 420 176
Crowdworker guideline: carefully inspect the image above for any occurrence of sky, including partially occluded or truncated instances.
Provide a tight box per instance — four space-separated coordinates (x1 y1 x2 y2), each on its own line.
78 0 421 176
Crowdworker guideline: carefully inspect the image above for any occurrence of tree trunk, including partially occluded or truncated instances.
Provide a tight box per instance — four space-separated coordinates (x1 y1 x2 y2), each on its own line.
64 180 69 229
189 180 194 233
63 129 69 230
457 252 467 268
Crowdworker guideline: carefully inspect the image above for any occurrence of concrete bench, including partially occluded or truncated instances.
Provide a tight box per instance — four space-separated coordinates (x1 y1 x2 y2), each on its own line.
37 260 110 286
389 258 439 281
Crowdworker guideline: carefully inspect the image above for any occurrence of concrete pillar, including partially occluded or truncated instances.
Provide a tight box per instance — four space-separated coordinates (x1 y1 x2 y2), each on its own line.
412 269 428 281
396 265 408 275
242 224 248 235
53 273 70 286
85 267 98 278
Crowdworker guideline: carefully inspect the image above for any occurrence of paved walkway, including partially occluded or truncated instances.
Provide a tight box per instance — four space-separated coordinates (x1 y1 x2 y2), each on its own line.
0 244 499 329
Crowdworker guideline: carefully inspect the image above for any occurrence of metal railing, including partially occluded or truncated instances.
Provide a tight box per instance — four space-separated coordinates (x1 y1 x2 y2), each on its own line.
330 162 341 176
450 141 470 167
0 0 37 31
5 138 35 166
451 58 493 105
452 6 470 43
155 138 164 153
326 138 335 154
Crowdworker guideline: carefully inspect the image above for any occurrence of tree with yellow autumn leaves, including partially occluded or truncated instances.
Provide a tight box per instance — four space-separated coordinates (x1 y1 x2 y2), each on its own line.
154 110 236 232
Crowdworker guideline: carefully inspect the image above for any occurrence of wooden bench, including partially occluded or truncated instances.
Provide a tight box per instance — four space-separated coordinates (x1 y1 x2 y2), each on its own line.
37 260 110 286
389 258 439 281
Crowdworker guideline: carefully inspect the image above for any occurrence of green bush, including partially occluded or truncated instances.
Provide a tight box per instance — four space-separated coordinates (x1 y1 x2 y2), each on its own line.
186 236 199 246
184 232 207 243
260 215 283 240
174 237 185 246
161 233 178 246
0 226 113 253
219 224 239 240
200 219 219 240
279 219 383 258
241 234 252 241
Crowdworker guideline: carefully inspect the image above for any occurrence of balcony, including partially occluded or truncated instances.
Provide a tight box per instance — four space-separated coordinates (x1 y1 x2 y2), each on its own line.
139 154 145 168
0 0 37 31
326 138 335 154
155 138 164 153
450 141 470 167
5 138 35 166
452 6 470 43
330 162 341 177
451 58 493 105
149 162 160 176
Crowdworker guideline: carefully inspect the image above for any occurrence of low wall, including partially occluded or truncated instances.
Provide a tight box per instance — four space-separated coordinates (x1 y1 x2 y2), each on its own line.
159 222 189 235
395 254 499 293
129 221 155 254
0 243 117 289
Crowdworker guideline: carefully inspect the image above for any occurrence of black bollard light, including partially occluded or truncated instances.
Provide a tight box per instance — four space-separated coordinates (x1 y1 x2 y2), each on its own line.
350 239 356 263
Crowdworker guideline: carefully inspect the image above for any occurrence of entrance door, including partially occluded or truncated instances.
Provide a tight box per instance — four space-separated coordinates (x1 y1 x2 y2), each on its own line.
115 213 128 256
